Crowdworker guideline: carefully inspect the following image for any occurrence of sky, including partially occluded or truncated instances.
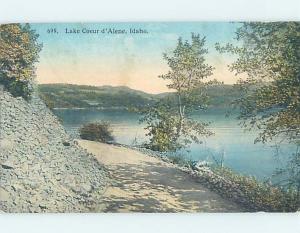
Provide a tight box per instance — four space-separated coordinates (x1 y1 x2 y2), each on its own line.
32 22 241 94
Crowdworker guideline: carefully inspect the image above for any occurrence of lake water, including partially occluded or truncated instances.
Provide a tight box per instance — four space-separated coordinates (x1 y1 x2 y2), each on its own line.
53 108 294 180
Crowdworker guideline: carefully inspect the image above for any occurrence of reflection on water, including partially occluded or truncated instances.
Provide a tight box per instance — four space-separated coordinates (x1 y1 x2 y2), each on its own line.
53 108 294 180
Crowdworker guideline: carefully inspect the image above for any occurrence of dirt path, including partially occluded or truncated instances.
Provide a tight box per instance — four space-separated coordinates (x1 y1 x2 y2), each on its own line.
78 140 243 212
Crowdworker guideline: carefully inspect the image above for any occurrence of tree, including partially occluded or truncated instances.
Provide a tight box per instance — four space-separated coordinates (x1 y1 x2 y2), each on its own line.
141 34 215 152
0 23 42 99
216 22 300 190
216 22 300 145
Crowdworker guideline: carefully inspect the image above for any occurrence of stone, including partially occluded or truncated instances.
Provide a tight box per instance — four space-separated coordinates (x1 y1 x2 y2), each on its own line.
0 90 108 212
0 139 14 151
62 141 71 146
0 187 10 202
1 164 14 170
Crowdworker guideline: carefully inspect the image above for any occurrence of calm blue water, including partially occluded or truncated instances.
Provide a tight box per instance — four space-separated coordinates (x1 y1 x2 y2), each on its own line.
53 108 294 180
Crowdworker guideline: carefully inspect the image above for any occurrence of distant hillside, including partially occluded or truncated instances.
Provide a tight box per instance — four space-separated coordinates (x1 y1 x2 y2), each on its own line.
205 84 242 108
38 84 159 109
38 83 241 109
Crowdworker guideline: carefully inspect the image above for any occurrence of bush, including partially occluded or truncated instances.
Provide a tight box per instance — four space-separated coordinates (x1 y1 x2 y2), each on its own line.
79 122 114 143
168 154 196 168
0 78 33 100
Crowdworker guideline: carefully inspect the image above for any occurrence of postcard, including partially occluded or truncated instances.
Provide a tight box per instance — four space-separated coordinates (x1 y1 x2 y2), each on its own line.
0 22 299 213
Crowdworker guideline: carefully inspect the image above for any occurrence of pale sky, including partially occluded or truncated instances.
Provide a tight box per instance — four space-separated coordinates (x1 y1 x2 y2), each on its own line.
32 22 241 94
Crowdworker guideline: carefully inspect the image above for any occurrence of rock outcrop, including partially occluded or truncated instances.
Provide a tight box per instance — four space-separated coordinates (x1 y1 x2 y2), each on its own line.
0 89 108 212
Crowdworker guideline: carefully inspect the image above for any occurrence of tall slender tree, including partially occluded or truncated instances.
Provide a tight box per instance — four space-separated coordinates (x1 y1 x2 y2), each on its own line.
142 34 216 152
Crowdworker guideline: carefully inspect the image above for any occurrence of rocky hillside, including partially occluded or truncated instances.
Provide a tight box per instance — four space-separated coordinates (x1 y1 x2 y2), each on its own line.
0 89 108 213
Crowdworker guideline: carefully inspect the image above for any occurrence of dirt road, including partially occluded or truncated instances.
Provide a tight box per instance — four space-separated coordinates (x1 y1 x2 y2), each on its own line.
78 140 243 212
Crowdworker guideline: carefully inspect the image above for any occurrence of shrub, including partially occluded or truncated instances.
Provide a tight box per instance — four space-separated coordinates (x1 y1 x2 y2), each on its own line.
79 122 114 143
168 154 186 165
168 154 196 168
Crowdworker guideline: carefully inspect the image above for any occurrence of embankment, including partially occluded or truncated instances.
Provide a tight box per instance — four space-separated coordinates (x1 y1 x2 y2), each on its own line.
0 90 108 213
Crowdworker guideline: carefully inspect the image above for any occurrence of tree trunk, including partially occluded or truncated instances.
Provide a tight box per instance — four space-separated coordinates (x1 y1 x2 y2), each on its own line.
177 93 185 138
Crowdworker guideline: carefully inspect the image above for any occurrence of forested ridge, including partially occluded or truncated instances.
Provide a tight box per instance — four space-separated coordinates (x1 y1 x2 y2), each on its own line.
38 83 241 109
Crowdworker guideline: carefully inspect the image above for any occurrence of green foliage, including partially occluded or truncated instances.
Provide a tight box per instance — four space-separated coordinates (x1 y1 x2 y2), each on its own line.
168 154 196 168
0 23 42 99
273 149 300 192
141 99 212 151
141 34 215 152
212 166 300 212
216 21 300 198
79 122 114 143
216 22 300 145
141 100 183 151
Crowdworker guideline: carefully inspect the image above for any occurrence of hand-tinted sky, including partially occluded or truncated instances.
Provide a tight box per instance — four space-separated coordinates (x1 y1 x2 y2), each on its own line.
32 22 241 93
